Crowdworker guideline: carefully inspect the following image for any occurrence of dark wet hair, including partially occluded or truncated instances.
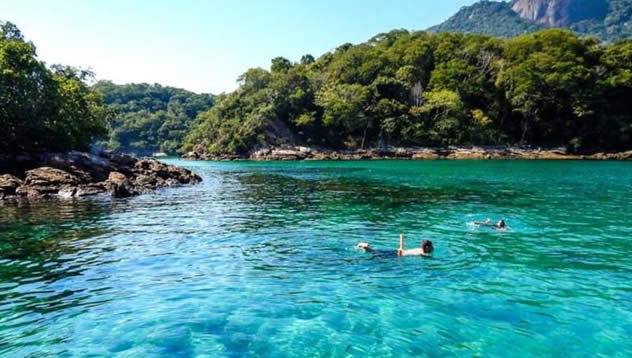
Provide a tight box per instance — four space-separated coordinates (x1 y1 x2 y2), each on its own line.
422 240 434 253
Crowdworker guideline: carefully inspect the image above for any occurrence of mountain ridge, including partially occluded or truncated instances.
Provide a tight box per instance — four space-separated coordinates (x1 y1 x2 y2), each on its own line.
430 0 632 42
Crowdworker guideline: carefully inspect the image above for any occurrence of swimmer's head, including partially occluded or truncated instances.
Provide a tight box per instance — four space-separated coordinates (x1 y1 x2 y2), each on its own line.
422 240 434 254
497 220 506 228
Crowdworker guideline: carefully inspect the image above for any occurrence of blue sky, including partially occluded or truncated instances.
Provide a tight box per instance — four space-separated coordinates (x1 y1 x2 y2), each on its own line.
1 0 479 94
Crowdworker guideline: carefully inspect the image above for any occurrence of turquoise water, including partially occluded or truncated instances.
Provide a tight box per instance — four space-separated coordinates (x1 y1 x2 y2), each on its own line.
1 160 631 357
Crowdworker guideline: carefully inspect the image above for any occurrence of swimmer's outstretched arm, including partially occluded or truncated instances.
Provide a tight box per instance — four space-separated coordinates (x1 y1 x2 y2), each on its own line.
397 233 405 256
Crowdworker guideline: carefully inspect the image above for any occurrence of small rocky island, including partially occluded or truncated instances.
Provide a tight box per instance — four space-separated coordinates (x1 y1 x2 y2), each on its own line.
0 152 201 200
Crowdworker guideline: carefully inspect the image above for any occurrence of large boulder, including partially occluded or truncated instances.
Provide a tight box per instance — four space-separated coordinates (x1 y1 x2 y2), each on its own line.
25 167 78 187
0 174 24 197
134 158 169 176
107 171 136 198
44 151 114 182
165 165 202 184
131 158 201 184
182 151 200 160
19 167 79 197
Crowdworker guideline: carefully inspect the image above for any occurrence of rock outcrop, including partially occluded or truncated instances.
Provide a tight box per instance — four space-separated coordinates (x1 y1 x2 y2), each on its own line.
0 175 23 199
182 145 632 162
1 151 201 200
511 0 608 27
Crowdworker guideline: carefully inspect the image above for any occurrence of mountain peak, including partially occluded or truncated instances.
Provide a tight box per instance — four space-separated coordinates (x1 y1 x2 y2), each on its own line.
430 0 632 42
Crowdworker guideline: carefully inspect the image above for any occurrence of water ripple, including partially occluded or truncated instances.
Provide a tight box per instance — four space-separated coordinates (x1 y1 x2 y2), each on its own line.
0 160 631 357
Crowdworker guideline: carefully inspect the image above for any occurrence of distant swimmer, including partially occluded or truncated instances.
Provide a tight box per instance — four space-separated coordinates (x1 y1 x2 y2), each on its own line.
473 218 507 230
357 234 434 257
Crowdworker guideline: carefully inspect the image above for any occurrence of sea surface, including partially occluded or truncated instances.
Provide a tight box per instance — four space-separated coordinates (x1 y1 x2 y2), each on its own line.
1 159 631 357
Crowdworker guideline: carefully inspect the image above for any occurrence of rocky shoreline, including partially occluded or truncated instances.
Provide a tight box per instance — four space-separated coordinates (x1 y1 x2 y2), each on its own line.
182 145 632 161
0 151 201 201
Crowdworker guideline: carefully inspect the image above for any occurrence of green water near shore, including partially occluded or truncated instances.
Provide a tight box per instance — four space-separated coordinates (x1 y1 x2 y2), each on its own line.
1 160 631 357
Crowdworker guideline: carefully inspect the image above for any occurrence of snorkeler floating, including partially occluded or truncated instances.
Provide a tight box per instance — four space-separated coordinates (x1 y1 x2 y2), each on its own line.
357 234 434 257
473 218 507 230
357 221 506 257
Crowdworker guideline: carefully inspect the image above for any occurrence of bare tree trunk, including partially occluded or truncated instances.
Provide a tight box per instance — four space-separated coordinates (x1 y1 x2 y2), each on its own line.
520 120 528 144
361 121 368 149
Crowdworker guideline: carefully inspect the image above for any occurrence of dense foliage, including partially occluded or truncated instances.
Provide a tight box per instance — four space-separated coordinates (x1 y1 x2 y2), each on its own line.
570 0 632 42
93 82 214 155
430 0 632 43
184 29 632 155
0 22 111 155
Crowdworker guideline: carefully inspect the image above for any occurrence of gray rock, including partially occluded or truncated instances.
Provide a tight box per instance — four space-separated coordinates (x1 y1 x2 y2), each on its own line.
2 151 202 201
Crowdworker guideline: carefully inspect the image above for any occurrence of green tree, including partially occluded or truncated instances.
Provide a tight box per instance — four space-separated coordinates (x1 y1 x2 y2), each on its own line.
316 83 371 148
1 22 110 154
497 29 596 147
300 54 315 65
271 57 293 73
184 27 632 156
595 39 632 149
93 81 213 154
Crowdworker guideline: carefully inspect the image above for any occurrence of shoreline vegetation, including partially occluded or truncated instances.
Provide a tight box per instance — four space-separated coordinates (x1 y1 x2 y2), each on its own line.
181 28 632 159
93 82 214 156
2 21 632 197
183 145 632 161
0 22 202 202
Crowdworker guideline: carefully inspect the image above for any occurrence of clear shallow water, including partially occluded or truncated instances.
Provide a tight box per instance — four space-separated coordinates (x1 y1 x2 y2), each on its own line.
1 159 631 357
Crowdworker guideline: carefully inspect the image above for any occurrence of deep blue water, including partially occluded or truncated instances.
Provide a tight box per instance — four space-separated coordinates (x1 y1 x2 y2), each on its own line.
1 159 631 357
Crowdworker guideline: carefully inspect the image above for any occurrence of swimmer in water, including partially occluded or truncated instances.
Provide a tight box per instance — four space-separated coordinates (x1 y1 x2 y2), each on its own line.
357 234 433 257
474 218 507 230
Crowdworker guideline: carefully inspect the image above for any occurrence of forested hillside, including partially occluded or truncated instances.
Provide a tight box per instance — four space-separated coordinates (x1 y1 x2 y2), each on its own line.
93 82 214 155
430 0 632 43
0 22 111 156
429 1 546 38
183 29 632 155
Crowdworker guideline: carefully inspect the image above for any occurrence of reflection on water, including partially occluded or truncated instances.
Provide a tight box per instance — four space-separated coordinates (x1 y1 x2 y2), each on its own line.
0 160 631 357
